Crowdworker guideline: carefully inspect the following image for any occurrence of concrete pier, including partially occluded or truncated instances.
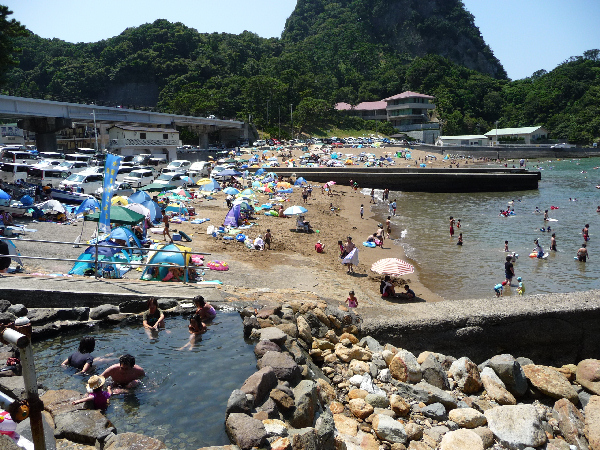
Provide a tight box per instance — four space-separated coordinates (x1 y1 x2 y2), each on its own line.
273 167 541 192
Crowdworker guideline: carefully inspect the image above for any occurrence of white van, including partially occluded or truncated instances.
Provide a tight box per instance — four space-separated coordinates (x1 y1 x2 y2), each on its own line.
27 167 70 188
115 166 134 182
59 173 104 194
64 153 93 164
188 161 211 178
58 161 90 174
166 160 191 172
0 163 29 183
123 169 155 188
254 140 266 147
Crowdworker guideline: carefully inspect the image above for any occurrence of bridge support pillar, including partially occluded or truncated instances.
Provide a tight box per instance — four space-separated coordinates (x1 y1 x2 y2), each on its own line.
198 133 209 150
17 117 72 152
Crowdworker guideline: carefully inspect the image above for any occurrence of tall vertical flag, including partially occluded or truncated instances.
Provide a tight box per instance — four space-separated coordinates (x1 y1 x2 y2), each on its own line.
99 154 122 233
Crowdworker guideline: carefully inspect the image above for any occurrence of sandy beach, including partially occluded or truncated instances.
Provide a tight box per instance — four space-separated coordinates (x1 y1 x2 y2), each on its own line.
7 145 459 314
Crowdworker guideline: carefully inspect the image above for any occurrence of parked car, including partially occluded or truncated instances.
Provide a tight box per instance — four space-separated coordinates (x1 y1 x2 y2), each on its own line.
94 181 135 199
0 163 29 184
59 173 104 194
115 166 134 182
57 161 90 174
123 169 155 188
188 161 212 178
154 172 190 187
166 160 191 172
27 167 70 188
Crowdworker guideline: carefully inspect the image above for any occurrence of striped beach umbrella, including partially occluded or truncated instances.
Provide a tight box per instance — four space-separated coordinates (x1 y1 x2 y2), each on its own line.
371 258 415 276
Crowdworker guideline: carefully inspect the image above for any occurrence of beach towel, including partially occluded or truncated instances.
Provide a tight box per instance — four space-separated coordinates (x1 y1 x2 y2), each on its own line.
342 248 359 266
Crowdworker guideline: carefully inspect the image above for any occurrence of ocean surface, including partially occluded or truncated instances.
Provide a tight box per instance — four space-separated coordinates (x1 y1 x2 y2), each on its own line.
371 157 600 300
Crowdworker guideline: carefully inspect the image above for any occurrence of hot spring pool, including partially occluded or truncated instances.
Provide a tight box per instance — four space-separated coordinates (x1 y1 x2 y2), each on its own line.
33 311 257 449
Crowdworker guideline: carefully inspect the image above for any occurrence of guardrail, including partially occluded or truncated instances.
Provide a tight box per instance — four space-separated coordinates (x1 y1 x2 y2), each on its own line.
1 236 211 284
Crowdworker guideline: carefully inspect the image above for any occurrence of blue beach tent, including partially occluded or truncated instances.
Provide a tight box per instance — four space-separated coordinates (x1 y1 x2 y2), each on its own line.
128 191 152 204
294 177 307 186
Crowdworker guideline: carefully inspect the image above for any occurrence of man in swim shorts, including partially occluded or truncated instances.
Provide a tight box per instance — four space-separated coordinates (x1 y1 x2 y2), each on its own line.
577 243 588 262
101 354 145 391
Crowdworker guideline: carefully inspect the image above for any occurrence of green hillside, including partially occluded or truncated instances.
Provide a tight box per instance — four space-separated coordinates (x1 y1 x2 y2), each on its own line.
1 3 600 144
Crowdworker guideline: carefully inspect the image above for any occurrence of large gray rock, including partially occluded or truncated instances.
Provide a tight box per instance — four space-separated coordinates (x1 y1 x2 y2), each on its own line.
157 298 178 310
486 354 528 397
291 380 318 428
0 435 20 450
118 300 147 314
0 376 43 399
258 327 288 346
315 410 336 450
296 315 313 344
289 427 318 450
484 404 547 449
440 429 484 450
584 396 600 450
421 353 450 390
7 304 27 317
359 373 386 396
257 351 301 381
0 299 10 312
0 311 15 324
254 340 281 358
240 367 278 404
480 367 517 405
28 307 89 324
53 410 115 444
420 402 448 421
226 389 252 415
103 432 166 449
243 315 259 338
359 336 383 353
552 398 588 450
225 413 268 450
372 414 407 444
365 393 389 409
89 304 120 320
576 359 600 395
449 357 482 394
415 381 459 409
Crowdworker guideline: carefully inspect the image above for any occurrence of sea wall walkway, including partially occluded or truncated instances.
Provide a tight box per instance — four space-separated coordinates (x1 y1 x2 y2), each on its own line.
2 276 598 365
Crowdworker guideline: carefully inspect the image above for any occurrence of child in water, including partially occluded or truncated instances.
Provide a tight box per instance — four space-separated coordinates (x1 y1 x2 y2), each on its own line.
457 233 463 245
179 314 206 351
504 240 509 252
517 277 525 296
72 375 112 410
494 283 504 297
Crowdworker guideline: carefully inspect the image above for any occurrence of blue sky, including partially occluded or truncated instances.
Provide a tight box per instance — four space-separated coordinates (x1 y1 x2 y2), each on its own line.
5 0 600 80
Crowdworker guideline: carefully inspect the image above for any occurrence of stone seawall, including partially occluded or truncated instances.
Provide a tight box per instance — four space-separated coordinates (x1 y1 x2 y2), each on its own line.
436 146 600 159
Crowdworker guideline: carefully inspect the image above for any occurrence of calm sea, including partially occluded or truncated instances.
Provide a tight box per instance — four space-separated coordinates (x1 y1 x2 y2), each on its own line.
372 157 600 300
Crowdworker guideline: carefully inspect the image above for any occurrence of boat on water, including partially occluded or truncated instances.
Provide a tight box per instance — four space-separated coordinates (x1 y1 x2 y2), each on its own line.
50 189 95 204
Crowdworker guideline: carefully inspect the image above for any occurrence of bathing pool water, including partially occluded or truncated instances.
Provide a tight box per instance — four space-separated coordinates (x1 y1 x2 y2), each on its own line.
33 311 257 449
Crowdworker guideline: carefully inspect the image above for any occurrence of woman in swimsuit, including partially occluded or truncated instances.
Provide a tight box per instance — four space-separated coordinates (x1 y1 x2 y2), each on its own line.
449 216 455 237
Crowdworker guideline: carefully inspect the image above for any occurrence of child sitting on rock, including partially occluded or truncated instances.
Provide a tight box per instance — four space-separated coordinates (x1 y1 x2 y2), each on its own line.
72 375 112 410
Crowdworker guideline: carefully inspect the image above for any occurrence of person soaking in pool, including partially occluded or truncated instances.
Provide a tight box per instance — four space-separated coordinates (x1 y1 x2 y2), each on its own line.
100 354 145 393
143 298 165 331
193 295 216 322
61 336 96 375
179 314 207 351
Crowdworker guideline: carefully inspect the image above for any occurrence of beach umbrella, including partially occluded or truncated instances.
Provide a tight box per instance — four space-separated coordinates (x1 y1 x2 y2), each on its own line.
255 168 265 176
371 258 415 276
128 191 152 204
223 187 240 195
125 203 151 219
37 199 66 213
141 183 177 192
201 179 221 192
196 178 213 185
74 197 100 215
111 196 129 206
283 205 308 215
141 200 162 222
217 169 242 177
84 206 145 225
276 182 291 189
237 188 256 198
0 190 10 200
170 188 192 198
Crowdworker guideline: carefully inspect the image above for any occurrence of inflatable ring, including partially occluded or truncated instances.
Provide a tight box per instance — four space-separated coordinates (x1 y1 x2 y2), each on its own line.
529 252 538 258
236 234 246 242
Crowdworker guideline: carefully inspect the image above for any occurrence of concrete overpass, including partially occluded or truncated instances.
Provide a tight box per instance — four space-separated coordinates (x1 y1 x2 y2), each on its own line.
0 95 247 151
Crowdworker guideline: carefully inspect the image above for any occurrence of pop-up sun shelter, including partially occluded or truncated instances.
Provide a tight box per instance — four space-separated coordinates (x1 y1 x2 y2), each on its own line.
141 243 192 281
224 204 241 227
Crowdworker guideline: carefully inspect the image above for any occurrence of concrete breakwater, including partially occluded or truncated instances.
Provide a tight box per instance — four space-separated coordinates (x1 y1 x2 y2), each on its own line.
274 167 541 192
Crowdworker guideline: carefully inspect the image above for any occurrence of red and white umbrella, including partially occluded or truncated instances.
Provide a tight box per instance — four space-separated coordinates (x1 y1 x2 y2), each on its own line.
371 258 415 276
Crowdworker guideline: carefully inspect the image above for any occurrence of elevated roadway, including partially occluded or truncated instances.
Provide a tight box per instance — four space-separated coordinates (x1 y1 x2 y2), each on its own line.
0 95 245 150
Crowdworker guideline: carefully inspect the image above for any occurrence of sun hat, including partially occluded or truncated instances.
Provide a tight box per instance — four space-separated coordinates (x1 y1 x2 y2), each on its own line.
86 375 106 391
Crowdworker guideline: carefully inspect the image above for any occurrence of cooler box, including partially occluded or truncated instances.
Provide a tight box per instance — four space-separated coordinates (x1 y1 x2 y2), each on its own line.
173 234 182 241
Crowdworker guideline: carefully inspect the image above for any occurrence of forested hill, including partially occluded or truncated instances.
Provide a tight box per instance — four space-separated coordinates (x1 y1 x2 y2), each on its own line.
282 0 506 79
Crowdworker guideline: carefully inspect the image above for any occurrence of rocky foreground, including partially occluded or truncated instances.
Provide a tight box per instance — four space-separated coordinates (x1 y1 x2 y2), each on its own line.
1 297 600 449
230 300 600 450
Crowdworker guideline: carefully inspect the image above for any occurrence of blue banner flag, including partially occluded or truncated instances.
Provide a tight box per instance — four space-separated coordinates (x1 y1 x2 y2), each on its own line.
99 154 122 232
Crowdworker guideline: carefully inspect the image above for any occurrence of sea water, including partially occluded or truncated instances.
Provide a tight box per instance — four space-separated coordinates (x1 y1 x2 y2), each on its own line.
33 312 256 449
373 157 600 300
